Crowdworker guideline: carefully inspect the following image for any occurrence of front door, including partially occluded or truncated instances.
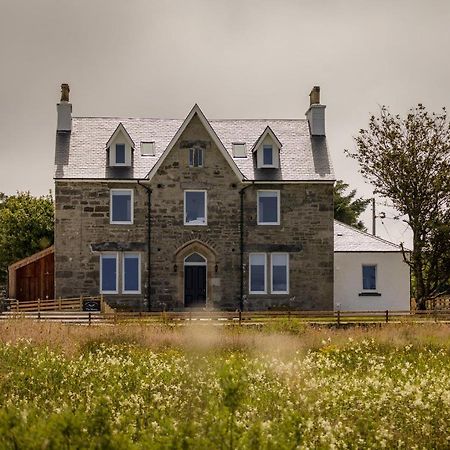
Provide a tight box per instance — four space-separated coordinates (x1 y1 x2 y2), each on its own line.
184 265 207 307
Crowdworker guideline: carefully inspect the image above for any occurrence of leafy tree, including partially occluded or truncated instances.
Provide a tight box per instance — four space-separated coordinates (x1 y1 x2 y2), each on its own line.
0 192 54 283
346 104 450 307
333 180 371 230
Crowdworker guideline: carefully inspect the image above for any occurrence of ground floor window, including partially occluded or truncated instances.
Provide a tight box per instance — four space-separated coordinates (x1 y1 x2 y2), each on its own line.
100 252 141 294
362 265 377 290
249 253 289 294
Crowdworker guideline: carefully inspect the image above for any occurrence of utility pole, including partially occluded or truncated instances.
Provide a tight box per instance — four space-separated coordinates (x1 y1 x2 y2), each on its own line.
372 198 376 236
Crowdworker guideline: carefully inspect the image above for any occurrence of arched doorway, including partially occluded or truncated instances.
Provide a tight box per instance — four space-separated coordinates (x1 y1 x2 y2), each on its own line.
184 253 207 307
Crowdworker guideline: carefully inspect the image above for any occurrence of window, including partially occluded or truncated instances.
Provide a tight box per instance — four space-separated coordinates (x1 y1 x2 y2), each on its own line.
232 143 247 158
123 253 141 294
257 191 280 225
185 253 207 264
115 144 126 164
362 265 377 290
100 253 118 294
263 145 273 166
184 190 207 225
271 253 289 294
249 253 267 293
189 147 203 167
141 142 155 156
110 189 133 224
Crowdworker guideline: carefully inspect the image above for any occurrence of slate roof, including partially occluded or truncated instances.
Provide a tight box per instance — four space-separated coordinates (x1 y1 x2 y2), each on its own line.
334 221 403 252
55 111 334 182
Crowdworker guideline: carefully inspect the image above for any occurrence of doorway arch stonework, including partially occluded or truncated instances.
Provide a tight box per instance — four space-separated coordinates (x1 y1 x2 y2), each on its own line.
174 240 217 308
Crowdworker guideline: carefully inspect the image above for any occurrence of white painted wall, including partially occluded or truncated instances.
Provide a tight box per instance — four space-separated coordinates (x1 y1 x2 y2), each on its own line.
334 252 410 311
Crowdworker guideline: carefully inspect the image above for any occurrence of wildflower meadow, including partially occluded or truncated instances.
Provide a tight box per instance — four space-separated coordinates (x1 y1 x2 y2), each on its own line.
0 321 449 449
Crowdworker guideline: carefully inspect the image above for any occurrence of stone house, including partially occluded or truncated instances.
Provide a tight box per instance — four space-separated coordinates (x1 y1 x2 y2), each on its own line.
54 84 335 311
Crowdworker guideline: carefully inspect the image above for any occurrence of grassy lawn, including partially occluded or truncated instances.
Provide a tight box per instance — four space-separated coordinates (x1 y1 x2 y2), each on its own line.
0 321 449 449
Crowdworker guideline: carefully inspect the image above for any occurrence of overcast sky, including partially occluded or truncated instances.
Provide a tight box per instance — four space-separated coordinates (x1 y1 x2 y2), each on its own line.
1 0 449 245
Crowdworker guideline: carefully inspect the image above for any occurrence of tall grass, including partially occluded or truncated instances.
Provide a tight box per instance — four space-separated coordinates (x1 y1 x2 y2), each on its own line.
0 321 449 448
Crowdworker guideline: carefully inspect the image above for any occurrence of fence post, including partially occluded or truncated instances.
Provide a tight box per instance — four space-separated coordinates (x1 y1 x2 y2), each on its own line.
37 298 41 313
385 310 389 323
80 295 83 311
58 297 62 311
89 312 92 326
239 309 242 326
100 295 104 313
337 309 341 327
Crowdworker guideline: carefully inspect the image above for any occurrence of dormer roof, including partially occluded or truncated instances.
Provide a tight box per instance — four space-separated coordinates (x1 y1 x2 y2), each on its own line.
251 126 282 152
106 123 135 149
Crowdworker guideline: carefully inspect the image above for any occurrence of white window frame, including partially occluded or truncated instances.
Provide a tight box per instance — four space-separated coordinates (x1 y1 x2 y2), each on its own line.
257 190 280 225
110 189 134 225
189 147 204 167
122 253 141 294
100 252 119 294
249 253 267 294
184 190 207 226
362 264 377 291
262 144 275 167
271 253 289 294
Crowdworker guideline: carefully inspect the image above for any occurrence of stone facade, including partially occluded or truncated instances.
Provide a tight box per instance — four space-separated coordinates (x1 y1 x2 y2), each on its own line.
55 115 334 311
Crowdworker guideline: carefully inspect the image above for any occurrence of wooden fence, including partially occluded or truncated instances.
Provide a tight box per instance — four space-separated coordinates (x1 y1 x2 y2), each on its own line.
2 308 450 326
8 295 105 313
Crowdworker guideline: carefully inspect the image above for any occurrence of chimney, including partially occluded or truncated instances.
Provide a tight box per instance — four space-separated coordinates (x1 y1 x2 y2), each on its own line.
305 86 326 136
57 83 72 133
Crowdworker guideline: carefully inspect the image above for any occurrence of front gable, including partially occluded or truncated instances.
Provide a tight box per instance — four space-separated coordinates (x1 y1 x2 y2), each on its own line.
252 126 282 169
146 104 245 182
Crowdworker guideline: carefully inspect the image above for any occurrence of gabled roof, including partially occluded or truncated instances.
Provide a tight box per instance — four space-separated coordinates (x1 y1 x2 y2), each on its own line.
54 106 335 181
146 104 244 181
251 125 282 152
334 221 405 252
106 122 135 149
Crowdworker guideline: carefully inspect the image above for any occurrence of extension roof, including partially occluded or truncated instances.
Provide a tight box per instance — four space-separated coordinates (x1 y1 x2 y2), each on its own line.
54 104 334 182
334 221 404 252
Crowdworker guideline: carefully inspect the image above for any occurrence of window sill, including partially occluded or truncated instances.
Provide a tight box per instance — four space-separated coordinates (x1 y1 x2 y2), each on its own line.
110 222 134 225
358 292 382 297
257 223 280 226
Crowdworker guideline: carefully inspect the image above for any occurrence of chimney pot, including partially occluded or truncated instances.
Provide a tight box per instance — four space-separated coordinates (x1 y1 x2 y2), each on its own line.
309 86 320 106
60 83 70 102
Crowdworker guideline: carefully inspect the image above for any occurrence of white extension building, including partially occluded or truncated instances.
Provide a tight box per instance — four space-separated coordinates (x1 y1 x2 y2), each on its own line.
334 221 410 311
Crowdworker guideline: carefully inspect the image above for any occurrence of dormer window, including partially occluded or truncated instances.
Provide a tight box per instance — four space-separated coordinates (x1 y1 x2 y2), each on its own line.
106 123 134 167
263 145 273 166
252 126 282 169
115 144 126 164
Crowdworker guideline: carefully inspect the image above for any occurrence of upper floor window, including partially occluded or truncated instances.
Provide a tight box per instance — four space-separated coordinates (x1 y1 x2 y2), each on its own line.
257 190 280 225
189 147 203 167
184 190 207 225
110 189 133 224
263 145 273 166
362 265 377 290
115 144 126 164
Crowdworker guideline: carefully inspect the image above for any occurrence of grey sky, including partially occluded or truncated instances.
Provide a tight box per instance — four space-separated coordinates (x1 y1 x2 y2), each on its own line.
1 0 449 245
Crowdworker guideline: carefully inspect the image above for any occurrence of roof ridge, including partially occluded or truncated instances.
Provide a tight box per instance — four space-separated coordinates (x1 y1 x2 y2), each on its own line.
72 116 308 122
334 220 403 249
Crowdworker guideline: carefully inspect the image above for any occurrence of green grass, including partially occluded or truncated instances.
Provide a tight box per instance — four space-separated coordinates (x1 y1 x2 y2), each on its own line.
0 322 449 449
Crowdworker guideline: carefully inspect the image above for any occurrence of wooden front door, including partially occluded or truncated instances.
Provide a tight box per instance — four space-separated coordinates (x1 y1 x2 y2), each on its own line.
184 266 206 307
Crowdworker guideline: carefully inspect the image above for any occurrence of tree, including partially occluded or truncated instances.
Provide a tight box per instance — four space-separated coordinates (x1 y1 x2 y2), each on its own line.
346 104 450 308
0 192 54 283
333 180 371 230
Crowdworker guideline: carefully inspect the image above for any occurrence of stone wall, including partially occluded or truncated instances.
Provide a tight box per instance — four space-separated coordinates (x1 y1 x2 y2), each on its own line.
55 114 334 310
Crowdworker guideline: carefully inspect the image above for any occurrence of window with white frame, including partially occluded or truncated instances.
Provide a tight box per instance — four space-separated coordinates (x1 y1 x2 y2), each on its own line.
362 265 377 290
184 190 207 225
249 253 267 294
271 253 289 294
123 253 141 294
100 253 118 294
189 147 203 167
263 145 273 166
257 191 280 225
110 189 133 224
115 144 126 164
